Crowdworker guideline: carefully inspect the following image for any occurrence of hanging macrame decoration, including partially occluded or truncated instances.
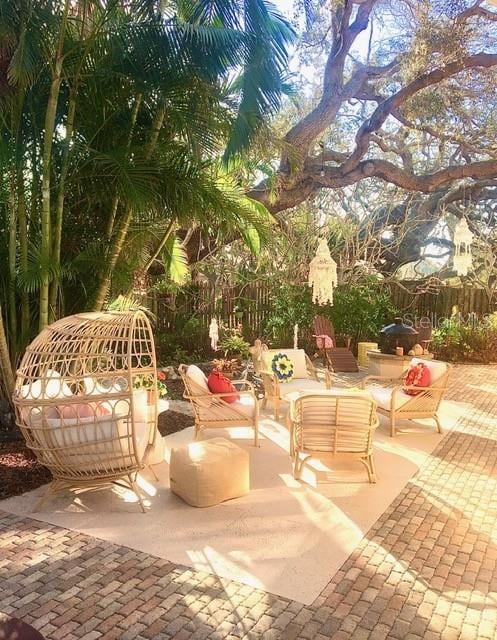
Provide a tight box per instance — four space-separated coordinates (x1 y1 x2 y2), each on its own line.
453 218 474 276
308 238 338 306
209 318 219 351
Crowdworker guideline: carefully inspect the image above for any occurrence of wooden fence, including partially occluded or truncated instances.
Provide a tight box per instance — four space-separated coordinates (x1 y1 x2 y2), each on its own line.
388 282 495 322
151 281 496 339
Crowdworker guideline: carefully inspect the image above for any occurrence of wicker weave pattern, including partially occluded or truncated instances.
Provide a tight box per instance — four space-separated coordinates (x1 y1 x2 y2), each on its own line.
290 393 379 483
13 311 158 511
179 365 259 446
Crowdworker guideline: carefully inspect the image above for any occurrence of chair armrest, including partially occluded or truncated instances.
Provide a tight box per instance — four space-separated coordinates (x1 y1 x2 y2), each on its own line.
362 374 404 388
184 389 256 402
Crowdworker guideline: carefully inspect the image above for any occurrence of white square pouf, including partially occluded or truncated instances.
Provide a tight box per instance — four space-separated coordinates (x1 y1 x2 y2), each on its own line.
169 437 250 507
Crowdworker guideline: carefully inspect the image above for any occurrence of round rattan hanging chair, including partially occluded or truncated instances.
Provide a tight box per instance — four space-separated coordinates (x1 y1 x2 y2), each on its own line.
13 310 158 512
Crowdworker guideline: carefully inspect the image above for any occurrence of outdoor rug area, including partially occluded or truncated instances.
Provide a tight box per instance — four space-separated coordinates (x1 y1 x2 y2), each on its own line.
0 401 465 605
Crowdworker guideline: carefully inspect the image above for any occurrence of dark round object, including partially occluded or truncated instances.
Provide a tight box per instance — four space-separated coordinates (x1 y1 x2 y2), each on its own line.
0 613 46 640
378 317 418 355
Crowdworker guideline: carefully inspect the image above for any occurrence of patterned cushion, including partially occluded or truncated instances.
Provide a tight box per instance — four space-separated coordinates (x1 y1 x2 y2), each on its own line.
271 353 294 382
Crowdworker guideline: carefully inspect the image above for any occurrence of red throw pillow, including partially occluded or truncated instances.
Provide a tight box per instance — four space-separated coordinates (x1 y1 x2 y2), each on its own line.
207 370 239 404
404 363 431 396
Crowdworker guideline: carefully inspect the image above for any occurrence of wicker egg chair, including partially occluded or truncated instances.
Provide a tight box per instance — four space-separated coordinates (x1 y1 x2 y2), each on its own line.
13 311 158 512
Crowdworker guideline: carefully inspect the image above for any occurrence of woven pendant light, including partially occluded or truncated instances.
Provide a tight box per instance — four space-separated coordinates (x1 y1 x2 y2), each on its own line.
453 217 474 276
308 238 338 306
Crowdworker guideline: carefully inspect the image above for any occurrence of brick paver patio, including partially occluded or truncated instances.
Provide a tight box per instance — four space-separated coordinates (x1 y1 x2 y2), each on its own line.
1 365 496 639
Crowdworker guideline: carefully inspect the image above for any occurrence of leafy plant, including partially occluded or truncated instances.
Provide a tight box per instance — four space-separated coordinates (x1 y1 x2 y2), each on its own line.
329 278 399 346
432 317 497 363
218 325 251 359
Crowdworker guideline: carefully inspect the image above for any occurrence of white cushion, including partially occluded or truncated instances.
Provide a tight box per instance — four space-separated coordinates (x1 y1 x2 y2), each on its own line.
19 369 73 423
410 358 448 384
370 387 412 411
279 379 325 394
41 412 150 471
263 349 309 379
186 364 211 407
20 369 73 401
170 437 249 507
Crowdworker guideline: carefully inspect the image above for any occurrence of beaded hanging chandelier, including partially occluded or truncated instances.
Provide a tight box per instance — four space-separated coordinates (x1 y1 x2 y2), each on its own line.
308 238 337 306
453 217 474 276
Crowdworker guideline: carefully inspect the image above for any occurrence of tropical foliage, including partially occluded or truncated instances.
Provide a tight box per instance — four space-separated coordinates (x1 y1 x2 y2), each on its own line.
0 0 293 400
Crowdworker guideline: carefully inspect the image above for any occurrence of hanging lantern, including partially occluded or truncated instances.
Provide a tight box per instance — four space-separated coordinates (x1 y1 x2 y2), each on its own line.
308 238 338 306
209 318 219 351
453 218 474 276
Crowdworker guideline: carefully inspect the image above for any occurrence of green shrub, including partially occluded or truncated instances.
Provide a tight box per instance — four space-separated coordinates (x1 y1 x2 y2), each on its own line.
432 317 497 363
328 278 398 345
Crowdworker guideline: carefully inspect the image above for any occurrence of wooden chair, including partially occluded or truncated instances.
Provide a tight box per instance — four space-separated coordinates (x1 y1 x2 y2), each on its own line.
289 391 379 483
179 364 259 446
362 358 450 437
313 316 359 372
257 348 332 421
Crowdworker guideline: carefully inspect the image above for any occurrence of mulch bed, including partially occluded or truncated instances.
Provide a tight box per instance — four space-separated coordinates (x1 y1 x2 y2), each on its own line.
0 441 52 500
158 409 193 436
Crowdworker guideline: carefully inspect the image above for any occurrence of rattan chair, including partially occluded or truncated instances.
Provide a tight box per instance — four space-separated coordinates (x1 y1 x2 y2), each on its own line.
289 391 379 483
179 364 259 446
13 311 158 512
362 357 450 437
258 348 332 421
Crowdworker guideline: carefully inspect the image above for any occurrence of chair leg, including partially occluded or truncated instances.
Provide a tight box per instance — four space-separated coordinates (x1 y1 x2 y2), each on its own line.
148 465 159 481
368 455 377 483
194 422 201 440
390 413 396 437
128 474 147 513
274 398 280 422
261 397 267 410
253 421 259 447
434 414 442 434
293 454 301 479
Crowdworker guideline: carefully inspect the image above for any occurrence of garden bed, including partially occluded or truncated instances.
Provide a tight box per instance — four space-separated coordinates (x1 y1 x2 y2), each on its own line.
0 441 52 500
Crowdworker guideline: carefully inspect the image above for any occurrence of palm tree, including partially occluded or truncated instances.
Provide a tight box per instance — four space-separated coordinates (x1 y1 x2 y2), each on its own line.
0 0 293 402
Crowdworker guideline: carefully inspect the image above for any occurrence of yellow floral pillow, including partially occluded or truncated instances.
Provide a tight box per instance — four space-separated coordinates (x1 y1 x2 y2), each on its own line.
271 353 294 382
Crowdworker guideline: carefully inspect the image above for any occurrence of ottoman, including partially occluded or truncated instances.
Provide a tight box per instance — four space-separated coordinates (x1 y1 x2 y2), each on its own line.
169 437 250 507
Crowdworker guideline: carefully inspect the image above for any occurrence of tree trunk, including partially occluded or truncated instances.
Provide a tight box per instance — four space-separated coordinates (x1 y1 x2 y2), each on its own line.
39 0 70 331
8 181 17 351
49 90 77 319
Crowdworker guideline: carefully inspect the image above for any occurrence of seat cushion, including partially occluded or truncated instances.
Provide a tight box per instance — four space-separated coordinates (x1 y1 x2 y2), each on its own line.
169 437 249 507
410 358 448 384
263 349 308 379
370 387 412 411
279 379 326 395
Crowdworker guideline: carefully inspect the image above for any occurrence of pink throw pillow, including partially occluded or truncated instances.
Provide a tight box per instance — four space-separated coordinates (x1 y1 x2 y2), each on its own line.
59 402 111 419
